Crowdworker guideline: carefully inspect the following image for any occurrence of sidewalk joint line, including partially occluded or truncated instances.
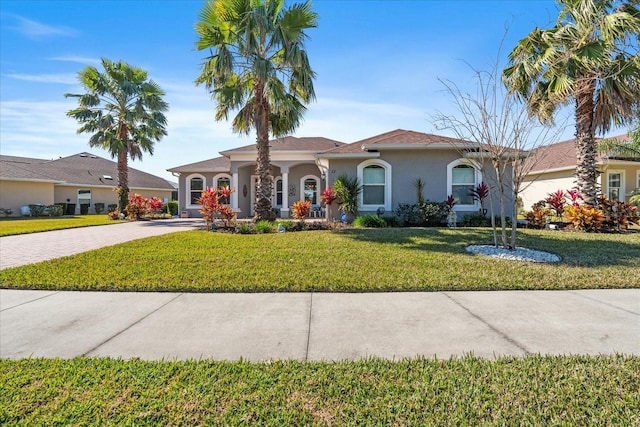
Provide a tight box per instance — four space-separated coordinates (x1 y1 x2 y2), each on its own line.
443 292 531 355
82 293 184 356
568 290 639 316
0 291 61 312
305 292 314 361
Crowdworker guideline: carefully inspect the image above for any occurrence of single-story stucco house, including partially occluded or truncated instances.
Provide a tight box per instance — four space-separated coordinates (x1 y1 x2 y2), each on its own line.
0 152 175 216
520 136 640 210
168 129 515 221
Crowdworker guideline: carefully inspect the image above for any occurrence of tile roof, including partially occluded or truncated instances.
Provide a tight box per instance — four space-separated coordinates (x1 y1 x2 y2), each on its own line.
221 136 344 154
166 156 231 173
1 152 173 190
321 129 473 154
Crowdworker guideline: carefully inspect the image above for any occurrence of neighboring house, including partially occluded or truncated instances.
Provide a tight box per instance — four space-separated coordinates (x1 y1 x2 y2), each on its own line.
521 136 640 210
0 152 175 216
168 129 514 220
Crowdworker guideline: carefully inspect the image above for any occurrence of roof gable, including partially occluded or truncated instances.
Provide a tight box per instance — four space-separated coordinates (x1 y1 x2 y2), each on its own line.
167 156 231 173
221 136 344 155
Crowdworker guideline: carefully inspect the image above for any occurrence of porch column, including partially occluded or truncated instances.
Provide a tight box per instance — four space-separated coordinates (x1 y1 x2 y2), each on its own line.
281 168 290 218
231 171 239 213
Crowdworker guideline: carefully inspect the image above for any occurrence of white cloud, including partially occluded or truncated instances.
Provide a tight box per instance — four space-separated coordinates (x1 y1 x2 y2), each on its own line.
5 73 78 85
49 56 101 66
5 14 78 39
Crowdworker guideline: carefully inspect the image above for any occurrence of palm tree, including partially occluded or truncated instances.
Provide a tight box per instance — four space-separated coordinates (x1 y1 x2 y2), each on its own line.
65 59 168 212
195 0 317 221
503 0 640 206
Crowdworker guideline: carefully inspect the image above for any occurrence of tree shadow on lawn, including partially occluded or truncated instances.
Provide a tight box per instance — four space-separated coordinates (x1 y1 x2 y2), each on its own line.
336 227 640 268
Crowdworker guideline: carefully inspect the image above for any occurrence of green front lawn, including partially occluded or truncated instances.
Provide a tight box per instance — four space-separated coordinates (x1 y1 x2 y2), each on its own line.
1 228 638 291
0 215 116 237
1 355 638 425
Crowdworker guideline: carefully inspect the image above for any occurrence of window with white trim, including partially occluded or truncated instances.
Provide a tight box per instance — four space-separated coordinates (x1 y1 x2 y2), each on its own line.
447 159 481 209
213 174 231 204
78 189 91 206
357 159 392 211
608 172 622 200
300 176 319 205
187 175 205 206
274 177 283 207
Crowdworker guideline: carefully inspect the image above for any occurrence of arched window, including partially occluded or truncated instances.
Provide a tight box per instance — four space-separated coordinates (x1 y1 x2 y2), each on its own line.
186 174 205 207
213 173 232 204
300 175 320 205
447 159 481 209
357 159 392 211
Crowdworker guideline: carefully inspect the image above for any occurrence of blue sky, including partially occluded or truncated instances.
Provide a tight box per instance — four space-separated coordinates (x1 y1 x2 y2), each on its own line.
1 0 583 182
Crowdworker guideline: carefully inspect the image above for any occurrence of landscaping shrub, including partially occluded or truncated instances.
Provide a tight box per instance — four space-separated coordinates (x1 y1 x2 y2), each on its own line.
125 194 148 220
546 189 566 220
167 201 179 216
107 209 121 220
0 208 13 217
197 187 235 227
418 201 447 226
394 203 422 226
460 213 511 227
292 200 311 220
254 220 276 234
598 196 639 230
46 204 63 217
27 204 46 217
80 204 90 215
277 220 297 232
524 201 550 228
564 204 605 232
334 174 362 221
94 203 105 215
382 216 400 227
353 215 387 228
237 223 253 234
107 204 118 213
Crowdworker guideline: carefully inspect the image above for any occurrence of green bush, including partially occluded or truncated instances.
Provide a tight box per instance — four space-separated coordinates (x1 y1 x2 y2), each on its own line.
382 216 400 227
46 204 63 217
394 203 422 226
353 215 387 228
254 220 276 234
167 201 179 216
276 220 298 232
418 202 447 226
460 213 512 227
237 223 253 234
94 203 105 214
107 204 118 213
80 204 90 215
28 204 47 217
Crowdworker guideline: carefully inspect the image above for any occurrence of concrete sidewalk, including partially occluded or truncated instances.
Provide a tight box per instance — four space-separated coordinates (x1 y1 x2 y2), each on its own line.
2 289 638 361
0 219 203 270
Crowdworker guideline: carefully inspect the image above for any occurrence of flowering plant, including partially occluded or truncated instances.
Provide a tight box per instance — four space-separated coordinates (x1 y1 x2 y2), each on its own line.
546 190 566 219
445 195 456 212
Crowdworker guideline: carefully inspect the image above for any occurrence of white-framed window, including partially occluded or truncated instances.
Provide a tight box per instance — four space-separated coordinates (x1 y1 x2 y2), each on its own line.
357 159 392 211
300 175 320 205
78 189 91 206
636 170 640 191
447 159 481 209
607 171 624 201
186 174 206 207
213 173 231 204
273 177 283 207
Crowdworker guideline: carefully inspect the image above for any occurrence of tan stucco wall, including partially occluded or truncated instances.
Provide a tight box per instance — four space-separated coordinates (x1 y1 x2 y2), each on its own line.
0 180 55 216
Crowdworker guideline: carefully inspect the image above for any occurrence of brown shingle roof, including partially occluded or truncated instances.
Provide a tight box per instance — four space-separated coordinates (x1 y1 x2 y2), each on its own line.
221 136 344 154
166 156 231 173
321 129 474 154
1 152 173 190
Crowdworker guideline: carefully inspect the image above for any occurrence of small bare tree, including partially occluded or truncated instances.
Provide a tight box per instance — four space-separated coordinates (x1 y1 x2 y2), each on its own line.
433 55 567 250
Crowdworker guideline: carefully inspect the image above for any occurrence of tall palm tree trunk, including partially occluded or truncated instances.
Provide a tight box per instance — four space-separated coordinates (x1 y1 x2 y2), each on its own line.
117 150 129 213
574 78 599 207
254 86 275 221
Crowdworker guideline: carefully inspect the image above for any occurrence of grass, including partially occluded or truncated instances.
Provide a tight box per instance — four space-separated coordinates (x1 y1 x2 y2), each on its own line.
1 355 637 425
1 228 638 291
0 215 117 236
